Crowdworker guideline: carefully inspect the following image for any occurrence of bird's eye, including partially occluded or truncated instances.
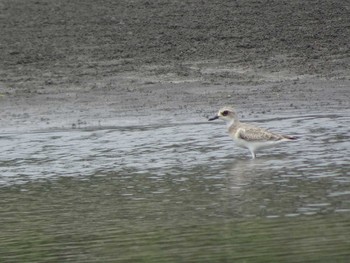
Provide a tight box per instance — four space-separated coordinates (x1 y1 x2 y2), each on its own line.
222 110 229 116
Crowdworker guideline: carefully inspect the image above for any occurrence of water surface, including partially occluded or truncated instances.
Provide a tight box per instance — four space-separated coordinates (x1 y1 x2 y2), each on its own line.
0 112 349 262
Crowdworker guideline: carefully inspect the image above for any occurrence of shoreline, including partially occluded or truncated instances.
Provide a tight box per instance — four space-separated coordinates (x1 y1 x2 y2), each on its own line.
1 0 349 132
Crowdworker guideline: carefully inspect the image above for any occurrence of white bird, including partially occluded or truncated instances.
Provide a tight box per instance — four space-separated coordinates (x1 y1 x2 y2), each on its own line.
209 106 297 159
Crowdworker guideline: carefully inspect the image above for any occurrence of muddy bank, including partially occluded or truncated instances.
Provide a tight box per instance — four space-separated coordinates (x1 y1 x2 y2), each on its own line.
0 0 349 131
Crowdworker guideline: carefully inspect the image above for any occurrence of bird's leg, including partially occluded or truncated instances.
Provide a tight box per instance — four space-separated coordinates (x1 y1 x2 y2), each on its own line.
250 150 256 159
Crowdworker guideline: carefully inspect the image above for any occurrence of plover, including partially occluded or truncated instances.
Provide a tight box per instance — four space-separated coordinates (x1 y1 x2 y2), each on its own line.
209 106 297 159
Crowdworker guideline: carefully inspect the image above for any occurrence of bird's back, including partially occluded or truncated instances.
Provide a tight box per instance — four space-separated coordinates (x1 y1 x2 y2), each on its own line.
229 122 288 142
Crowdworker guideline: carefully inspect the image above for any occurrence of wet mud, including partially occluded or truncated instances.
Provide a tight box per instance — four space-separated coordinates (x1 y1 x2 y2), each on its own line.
0 0 349 130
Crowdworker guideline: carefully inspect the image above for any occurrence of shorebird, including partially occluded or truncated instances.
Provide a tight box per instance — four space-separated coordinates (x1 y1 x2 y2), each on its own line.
208 106 297 159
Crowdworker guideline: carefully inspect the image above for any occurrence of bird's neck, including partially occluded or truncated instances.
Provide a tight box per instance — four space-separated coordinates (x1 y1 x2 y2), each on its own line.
226 118 239 128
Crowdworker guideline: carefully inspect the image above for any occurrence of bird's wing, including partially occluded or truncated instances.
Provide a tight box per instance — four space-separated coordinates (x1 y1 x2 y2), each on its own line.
237 126 283 142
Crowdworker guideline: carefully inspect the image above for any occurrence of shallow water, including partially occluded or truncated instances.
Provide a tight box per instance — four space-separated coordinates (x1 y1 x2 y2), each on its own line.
0 112 349 262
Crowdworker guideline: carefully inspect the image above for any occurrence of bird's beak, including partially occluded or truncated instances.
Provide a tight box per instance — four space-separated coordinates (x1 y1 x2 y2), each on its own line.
208 115 219 121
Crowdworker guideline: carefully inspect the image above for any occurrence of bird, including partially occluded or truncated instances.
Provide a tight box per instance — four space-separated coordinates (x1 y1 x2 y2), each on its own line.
208 106 297 159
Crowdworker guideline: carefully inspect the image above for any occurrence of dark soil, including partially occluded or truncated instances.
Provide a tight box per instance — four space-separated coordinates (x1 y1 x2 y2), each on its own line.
0 0 349 131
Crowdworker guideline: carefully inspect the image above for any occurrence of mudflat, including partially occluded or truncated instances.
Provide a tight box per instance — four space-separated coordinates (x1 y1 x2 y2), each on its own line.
1 0 349 131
